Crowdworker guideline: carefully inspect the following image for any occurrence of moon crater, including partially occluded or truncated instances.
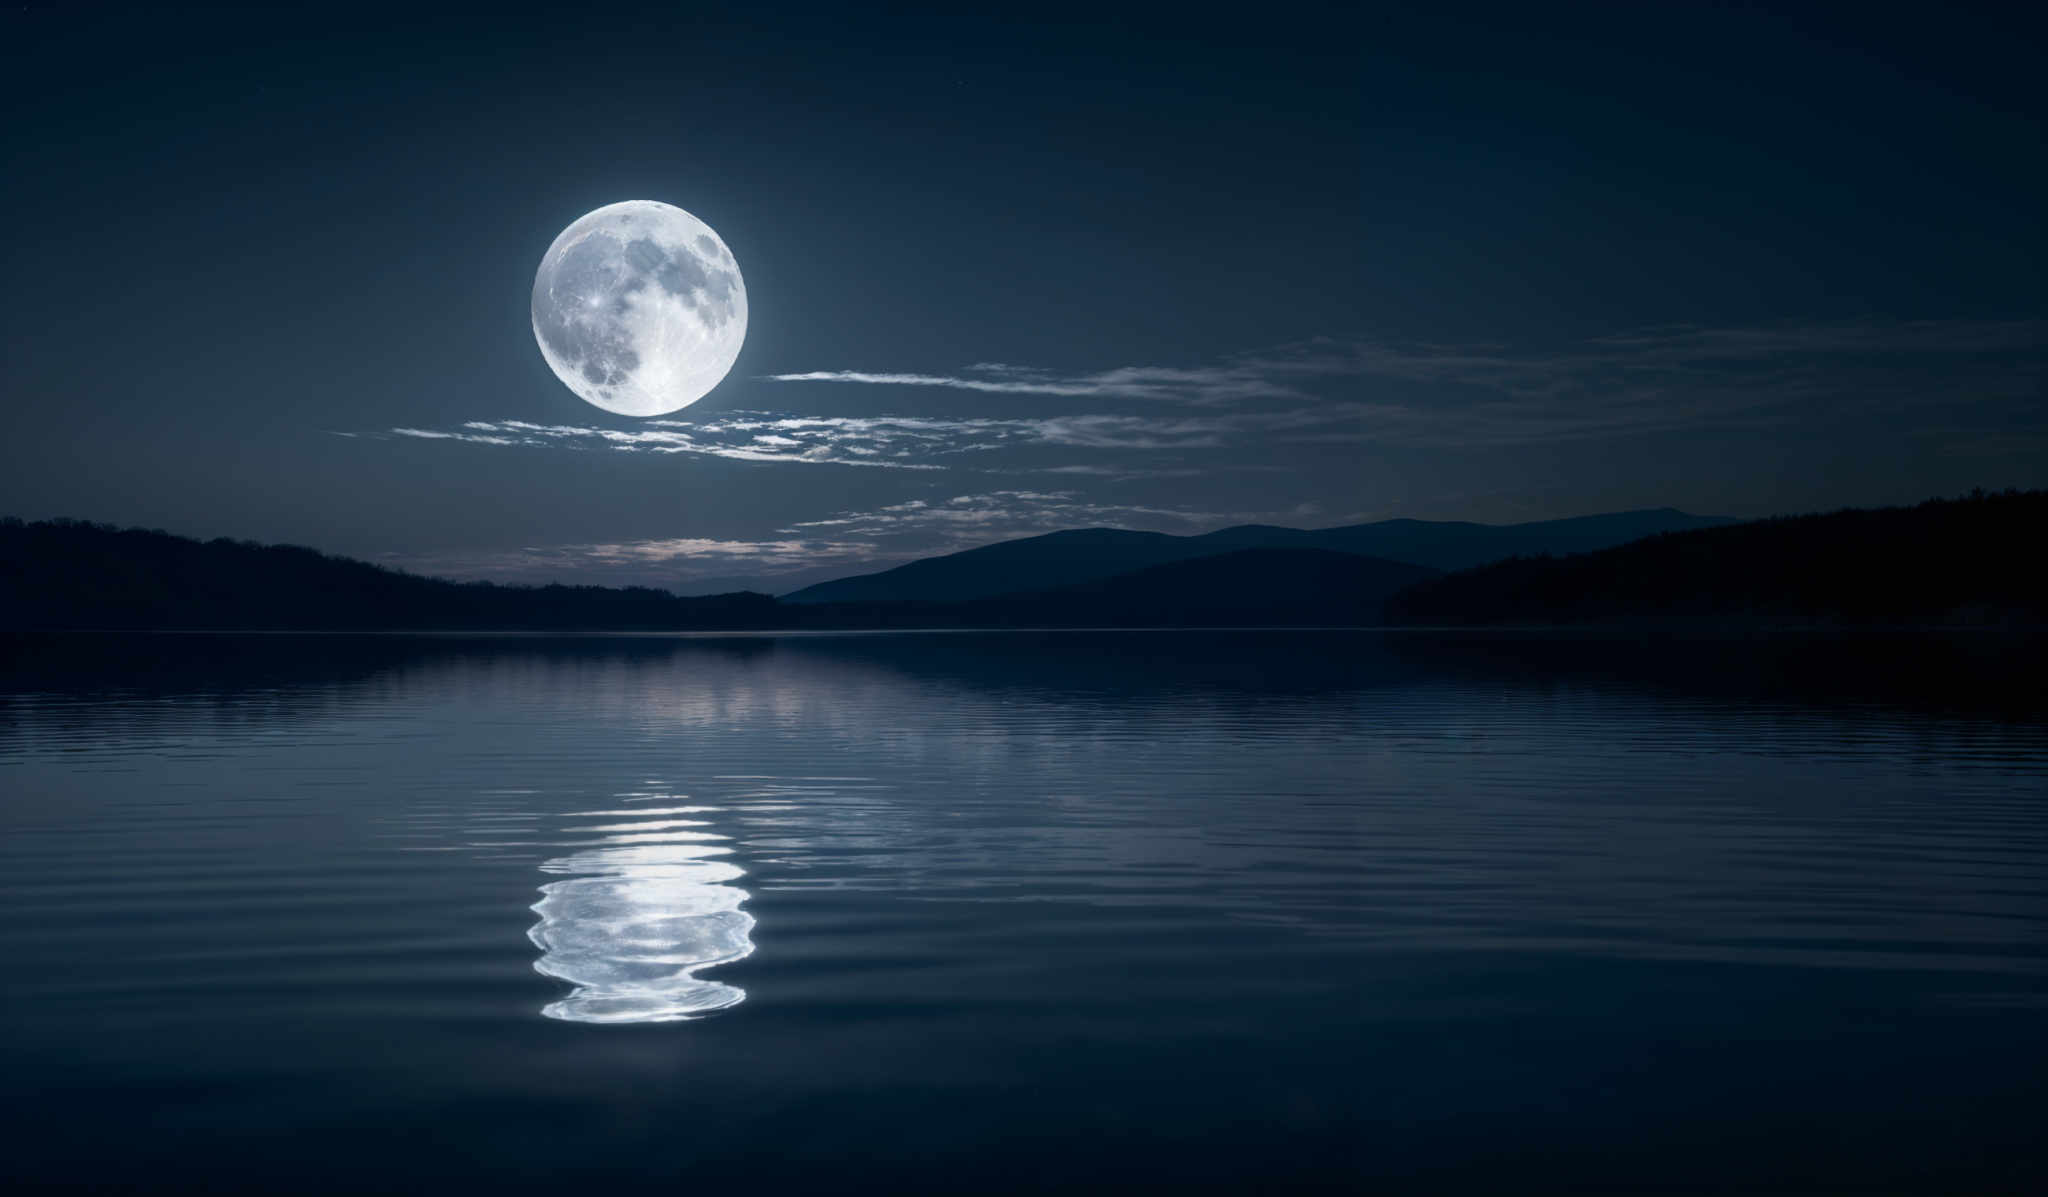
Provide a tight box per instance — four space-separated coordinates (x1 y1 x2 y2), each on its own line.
531 200 747 417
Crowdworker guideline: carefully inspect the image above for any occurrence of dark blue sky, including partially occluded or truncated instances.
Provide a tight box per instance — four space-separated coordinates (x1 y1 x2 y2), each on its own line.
3 3 2041 590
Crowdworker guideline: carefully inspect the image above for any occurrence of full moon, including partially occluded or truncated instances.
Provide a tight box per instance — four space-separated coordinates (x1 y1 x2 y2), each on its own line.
531 200 747 417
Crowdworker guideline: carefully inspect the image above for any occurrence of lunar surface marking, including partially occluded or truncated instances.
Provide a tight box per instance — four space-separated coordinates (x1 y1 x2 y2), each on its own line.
531 201 747 417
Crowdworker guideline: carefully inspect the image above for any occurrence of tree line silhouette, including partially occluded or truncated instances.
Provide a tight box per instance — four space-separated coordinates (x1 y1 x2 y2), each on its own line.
1384 490 2046 627
4 490 2042 632
0 519 778 630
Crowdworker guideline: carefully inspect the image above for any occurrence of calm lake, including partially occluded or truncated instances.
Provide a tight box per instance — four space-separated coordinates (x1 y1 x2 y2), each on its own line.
2 631 2043 1193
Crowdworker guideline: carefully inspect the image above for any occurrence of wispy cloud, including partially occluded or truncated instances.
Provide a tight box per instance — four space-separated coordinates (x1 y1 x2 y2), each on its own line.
354 317 2042 591
383 419 946 468
785 490 1255 539
368 318 2042 470
382 535 886 584
766 360 1313 405
693 413 1233 450
381 490 1278 590
764 319 2045 444
1280 321 2044 448
372 411 1242 468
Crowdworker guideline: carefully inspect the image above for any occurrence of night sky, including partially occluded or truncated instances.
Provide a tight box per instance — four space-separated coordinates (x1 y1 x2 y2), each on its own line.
3 4 2041 592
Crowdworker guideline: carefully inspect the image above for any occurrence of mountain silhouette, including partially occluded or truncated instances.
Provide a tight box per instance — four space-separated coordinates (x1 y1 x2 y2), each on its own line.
781 509 1733 603
5 495 2034 633
0 519 778 631
957 547 1439 626
1384 490 2047 627
785 528 1215 605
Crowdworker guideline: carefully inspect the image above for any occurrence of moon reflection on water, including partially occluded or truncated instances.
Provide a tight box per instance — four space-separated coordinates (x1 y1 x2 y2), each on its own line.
526 806 756 1024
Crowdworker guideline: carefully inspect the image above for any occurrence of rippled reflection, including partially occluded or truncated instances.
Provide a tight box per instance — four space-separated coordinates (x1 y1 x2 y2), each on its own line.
5 631 2048 1193
527 808 755 1023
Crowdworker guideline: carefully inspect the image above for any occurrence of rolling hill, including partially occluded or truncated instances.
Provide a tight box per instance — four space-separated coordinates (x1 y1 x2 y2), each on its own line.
781 508 1734 603
0 519 779 630
6 495 2033 633
1383 490 2047 627
784 528 1218 605
959 547 1439 626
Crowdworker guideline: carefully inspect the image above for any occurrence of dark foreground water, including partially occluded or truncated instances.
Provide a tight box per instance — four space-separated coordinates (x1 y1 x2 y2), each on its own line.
1 631 2043 1194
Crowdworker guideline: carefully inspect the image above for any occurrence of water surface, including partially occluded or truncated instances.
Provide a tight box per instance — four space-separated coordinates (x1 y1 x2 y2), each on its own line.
2 631 2043 1192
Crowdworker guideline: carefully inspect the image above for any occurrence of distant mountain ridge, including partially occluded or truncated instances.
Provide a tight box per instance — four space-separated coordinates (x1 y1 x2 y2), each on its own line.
1384 490 2047 627
7 495 2032 634
959 547 1440 626
0 519 779 631
782 508 1735 603
0 519 1433 632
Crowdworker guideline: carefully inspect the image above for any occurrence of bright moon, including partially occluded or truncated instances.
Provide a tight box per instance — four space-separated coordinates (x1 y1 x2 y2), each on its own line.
531 200 747 417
